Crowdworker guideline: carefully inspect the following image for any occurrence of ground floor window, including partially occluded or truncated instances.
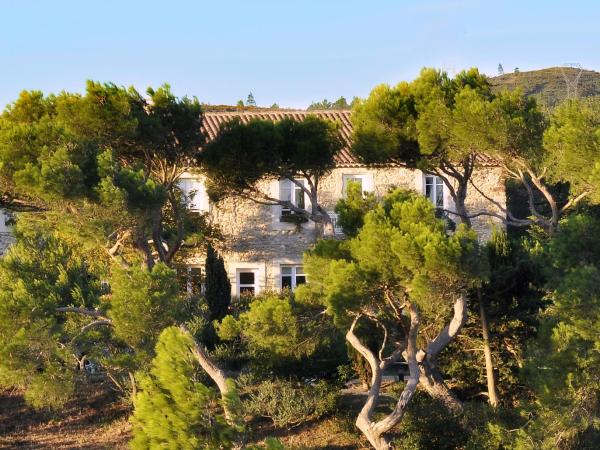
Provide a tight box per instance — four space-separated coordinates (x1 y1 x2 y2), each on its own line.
237 269 258 296
186 266 203 295
281 265 306 290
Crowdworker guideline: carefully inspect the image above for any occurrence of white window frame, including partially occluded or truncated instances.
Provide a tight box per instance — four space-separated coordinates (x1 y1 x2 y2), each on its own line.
326 211 345 236
280 265 307 291
177 174 209 213
342 173 373 197
236 269 259 297
280 178 309 215
185 265 204 295
424 174 445 209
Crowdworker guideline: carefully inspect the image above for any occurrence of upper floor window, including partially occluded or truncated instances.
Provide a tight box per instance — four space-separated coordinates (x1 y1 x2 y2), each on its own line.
424 175 444 209
281 265 306 290
342 174 373 197
178 176 209 212
279 179 308 217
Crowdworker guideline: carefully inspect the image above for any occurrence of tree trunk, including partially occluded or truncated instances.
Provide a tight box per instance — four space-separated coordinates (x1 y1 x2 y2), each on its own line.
347 304 420 450
128 371 137 399
180 325 241 428
418 360 463 413
416 294 468 413
479 299 499 407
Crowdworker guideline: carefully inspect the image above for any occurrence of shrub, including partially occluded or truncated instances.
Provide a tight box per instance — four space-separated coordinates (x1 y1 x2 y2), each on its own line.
244 379 339 427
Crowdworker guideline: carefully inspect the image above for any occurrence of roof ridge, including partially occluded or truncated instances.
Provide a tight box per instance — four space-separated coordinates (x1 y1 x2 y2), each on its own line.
203 109 351 115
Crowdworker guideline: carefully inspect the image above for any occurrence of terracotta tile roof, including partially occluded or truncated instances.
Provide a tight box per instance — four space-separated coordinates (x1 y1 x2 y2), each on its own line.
202 109 362 167
201 110 500 168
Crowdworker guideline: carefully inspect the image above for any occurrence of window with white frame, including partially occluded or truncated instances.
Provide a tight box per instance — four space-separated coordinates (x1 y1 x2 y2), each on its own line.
281 265 306 290
279 179 307 215
326 211 345 235
237 269 258 296
424 175 444 209
178 177 208 212
342 174 372 197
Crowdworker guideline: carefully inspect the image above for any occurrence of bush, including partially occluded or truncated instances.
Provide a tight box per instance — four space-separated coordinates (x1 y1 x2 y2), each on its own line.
244 379 339 427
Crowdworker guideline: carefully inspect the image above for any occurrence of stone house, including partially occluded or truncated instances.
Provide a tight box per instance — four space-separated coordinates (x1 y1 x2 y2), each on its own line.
0 110 505 294
181 110 506 297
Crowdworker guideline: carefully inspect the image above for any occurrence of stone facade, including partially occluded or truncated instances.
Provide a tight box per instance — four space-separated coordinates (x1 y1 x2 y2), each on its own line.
0 166 506 294
188 165 506 296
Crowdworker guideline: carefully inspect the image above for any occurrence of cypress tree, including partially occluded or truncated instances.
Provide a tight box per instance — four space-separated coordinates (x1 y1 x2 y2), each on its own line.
205 245 231 321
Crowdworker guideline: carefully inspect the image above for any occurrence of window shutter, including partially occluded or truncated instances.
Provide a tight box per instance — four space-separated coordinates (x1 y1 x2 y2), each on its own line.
414 170 424 194
279 179 292 212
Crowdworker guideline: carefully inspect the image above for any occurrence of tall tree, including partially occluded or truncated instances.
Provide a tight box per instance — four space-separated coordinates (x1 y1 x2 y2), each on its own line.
204 244 231 321
0 81 207 270
131 326 239 450
201 116 344 233
298 189 483 449
466 96 600 235
0 81 214 404
352 67 496 225
518 213 600 449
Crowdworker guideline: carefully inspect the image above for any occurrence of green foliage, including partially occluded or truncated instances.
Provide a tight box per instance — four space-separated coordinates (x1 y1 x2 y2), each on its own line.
352 68 493 164
307 96 351 110
217 292 310 359
244 379 338 427
201 115 343 203
518 213 600 449
217 291 347 378
300 188 483 327
0 81 206 269
109 263 184 358
131 326 236 449
543 98 600 203
442 228 545 404
334 180 377 237
0 234 101 408
204 244 231 321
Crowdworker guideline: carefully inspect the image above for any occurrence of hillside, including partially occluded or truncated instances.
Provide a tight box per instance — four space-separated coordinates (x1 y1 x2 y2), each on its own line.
490 66 600 108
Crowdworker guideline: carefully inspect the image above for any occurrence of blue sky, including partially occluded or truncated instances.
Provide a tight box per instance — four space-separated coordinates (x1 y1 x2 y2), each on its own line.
1 0 598 109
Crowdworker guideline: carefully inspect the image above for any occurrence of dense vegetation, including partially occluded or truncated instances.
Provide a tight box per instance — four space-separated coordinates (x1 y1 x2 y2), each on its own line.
1 67 600 449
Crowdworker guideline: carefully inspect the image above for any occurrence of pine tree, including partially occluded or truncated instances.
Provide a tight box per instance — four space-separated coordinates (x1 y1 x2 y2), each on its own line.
498 63 504 75
131 327 236 449
204 245 231 321
246 92 256 107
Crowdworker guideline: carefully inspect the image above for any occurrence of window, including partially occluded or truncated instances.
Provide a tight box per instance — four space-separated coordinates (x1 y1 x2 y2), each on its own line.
237 270 258 296
281 265 306 290
280 179 306 215
424 175 444 209
178 177 208 212
342 174 373 197
327 211 345 235
186 266 203 295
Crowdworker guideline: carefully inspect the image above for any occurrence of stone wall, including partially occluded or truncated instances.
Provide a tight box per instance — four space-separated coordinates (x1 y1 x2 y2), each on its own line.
199 165 506 295
0 167 507 292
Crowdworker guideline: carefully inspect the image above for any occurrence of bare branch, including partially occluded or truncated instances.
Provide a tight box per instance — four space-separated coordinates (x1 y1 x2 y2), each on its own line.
55 307 111 322
417 293 468 362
